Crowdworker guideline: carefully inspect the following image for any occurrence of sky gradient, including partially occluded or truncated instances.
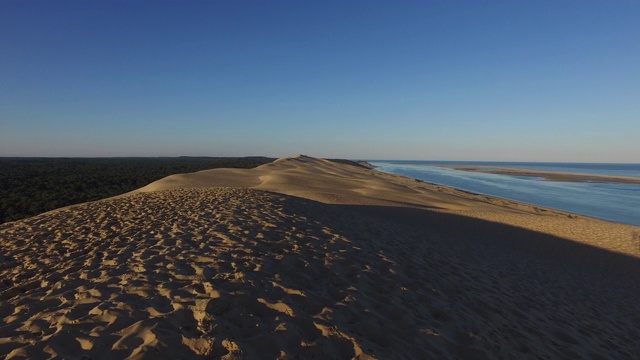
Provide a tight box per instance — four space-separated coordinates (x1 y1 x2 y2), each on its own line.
1 0 639 161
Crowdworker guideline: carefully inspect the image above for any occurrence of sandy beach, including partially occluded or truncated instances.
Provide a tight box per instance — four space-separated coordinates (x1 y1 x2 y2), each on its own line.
1 155 639 359
438 165 640 184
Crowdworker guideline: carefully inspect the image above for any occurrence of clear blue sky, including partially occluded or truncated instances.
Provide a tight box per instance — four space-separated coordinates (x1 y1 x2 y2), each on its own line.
1 0 639 161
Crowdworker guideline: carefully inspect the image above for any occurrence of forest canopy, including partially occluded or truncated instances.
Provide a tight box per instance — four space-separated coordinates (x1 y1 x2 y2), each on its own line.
0 157 275 224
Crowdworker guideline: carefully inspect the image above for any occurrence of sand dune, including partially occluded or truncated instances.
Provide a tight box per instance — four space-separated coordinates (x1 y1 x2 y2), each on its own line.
135 155 639 256
1 155 639 359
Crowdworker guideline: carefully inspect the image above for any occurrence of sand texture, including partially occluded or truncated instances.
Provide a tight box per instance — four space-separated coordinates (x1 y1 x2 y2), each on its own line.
1 155 639 359
439 165 640 184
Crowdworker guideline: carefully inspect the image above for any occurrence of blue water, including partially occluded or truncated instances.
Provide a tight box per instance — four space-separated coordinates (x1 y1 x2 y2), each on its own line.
369 161 640 226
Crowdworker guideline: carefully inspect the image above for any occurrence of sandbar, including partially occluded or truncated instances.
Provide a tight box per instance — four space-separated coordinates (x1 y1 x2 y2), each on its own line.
439 165 640 184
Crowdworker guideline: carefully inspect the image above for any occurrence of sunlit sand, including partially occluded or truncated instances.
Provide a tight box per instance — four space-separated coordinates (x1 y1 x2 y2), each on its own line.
1 155 639 358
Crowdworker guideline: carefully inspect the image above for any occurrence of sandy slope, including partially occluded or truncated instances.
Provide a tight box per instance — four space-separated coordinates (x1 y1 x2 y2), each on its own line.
1 155 639 359
135 155 639 256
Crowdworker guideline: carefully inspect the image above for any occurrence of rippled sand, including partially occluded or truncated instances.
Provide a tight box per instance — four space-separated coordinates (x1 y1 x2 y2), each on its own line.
1 156 639 359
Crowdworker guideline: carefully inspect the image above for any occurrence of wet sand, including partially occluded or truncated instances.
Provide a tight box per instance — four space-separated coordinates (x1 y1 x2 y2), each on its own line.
1 155 639 359
439 165 640 184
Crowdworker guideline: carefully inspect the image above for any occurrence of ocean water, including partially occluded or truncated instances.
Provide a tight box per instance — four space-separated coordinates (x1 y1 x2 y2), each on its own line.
369 161 640 226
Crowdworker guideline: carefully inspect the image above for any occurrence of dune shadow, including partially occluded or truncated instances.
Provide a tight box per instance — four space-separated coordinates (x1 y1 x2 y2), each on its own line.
267 194 640 358
335 203 640 280
276 193 640 281
3 188 639 359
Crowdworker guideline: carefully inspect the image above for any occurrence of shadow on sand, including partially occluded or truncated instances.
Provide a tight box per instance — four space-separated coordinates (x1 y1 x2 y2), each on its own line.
2 189 638 359
271 194 640 358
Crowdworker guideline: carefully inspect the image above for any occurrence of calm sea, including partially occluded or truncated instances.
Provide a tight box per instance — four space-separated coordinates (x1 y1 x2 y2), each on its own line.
369 161 640 226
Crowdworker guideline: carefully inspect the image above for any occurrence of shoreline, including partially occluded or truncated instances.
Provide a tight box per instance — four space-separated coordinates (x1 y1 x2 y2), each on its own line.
368 167 618 226
369 162 639 226
438 165 640 184
2 155 639 358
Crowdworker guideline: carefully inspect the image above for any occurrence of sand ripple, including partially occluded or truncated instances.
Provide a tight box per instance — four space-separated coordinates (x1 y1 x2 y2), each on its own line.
1 187 639 359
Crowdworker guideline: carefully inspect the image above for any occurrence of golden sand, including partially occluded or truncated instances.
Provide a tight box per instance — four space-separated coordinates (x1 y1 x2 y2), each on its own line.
1 155 639 359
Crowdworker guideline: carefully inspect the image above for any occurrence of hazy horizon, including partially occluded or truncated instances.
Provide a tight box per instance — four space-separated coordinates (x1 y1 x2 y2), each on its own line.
2 155 640 165
2 1 639 162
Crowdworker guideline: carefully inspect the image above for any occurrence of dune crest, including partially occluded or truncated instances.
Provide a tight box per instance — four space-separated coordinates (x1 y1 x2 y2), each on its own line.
135 155 639 256
1 155 639 359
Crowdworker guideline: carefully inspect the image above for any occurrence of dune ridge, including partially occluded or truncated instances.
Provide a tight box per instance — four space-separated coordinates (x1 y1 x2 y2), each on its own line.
134 154 639 257
1 155 639 359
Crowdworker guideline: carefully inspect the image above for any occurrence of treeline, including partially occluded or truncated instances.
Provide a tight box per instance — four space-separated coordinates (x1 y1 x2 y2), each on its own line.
0 157 275 224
